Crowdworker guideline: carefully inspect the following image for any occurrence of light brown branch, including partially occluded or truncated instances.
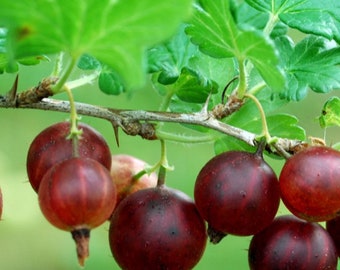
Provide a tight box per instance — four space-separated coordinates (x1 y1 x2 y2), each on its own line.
0 96 304 155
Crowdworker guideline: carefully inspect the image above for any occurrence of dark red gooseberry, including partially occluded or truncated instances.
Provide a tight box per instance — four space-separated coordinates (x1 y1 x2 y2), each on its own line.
279 146 340 222
326 216 340 257
38 157 117 266
109 185 207 270
194 149 280 241
248 215 338 270
27 121 112 192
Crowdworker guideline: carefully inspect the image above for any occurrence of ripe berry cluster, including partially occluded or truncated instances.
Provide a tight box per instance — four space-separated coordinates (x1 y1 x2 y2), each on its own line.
26 121 117 265
17 121 340 269
25 121 208 269
195 143 340 269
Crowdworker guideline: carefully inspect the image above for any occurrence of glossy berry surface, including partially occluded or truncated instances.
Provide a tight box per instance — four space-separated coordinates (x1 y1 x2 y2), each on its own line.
109 185 207 270
110 154 157 210
326 216 340 257
38 157 116 265
194 150 280 237
248 215 338 270
279 146 340 222
27 121 112 192
38 157 117 231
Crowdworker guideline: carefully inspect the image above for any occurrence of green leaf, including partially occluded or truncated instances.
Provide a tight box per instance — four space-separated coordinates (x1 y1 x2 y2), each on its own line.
215 135 255 155
215 113 306 154
235 2 288 38
318 96 340 128
77 54 101 70
277 35 340 101
245 0 340 42
188 52 236 94
147 24 198 85
266 114 305 140
186 0 285 92
227 102 305 140
0 0 193 90
174 68 218 103
18 55 50 65
98 69 125 96
214 89 305 153
186 0 238 58
77 54 124 95
0 28 46 73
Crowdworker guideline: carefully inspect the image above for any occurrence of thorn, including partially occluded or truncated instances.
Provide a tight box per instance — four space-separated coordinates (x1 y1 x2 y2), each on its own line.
7 75 19 105
111 122 120 147
200 90 212 116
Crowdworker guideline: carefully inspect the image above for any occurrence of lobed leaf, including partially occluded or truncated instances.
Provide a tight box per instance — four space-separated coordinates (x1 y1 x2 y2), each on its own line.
77 54 101 71
173 68 218 103
188 52 235 91
214 88 305 153
147 25 235 109
147 24 198 85
235 2 288 38
214 136 255 155
186 0 285 92
277 35 340 101
98 69 125 96
0 28 47 73
215 113 305 154
0 0 193 89
245 0 340 42
318 96 340 129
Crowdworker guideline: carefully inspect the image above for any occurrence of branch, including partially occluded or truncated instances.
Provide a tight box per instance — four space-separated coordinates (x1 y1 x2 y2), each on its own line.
0 95 304 156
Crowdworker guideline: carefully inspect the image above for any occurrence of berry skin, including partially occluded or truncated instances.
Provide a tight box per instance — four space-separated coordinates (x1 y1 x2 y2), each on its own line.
194 149 280 241
110 154 157 210
248 215 338 270
27 121 112 192
38 157 117 266
279 146 340 222
109 185 207 270
326 216 340 257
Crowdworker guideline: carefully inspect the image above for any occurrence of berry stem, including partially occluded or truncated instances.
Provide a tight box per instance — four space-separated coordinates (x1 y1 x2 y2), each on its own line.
157 165 167 187
50 55 83 157
132 169 148 181
244 93 271 142
248 81 267 96
64 86 82 157
157 139 172 187
139 139 173 184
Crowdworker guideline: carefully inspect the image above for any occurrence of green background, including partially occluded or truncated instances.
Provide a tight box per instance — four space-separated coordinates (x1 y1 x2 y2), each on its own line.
0 60 339 269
